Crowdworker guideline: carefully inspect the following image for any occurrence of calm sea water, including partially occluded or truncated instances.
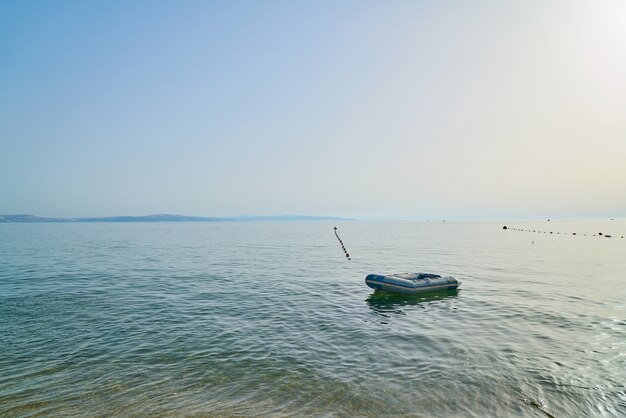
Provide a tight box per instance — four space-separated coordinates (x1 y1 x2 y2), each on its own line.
1 220 624 417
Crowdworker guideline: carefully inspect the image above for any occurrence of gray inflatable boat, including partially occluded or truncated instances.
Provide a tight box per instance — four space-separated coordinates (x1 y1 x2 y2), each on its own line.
365 272 461 294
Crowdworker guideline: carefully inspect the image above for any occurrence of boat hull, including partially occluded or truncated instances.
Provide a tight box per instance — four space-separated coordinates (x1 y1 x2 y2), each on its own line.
365 273 461 295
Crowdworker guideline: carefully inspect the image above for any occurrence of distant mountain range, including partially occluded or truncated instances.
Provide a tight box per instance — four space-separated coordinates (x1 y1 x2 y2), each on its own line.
0 214 347 223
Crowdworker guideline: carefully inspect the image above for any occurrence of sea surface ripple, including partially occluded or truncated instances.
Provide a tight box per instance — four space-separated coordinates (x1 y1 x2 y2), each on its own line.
1 221 625 417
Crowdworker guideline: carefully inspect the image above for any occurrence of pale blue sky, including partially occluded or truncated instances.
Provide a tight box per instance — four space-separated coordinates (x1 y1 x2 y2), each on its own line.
1 1 625 219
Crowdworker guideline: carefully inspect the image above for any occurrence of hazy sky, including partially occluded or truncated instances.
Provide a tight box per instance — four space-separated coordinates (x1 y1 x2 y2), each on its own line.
1 1 625 219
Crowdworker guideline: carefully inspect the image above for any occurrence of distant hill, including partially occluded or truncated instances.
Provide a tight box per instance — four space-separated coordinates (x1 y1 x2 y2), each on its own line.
0 214 347 223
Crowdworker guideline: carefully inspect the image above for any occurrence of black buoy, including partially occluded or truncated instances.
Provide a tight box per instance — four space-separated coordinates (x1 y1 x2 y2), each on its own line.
503 226 508 230
333 227 351 261
599 232 603 236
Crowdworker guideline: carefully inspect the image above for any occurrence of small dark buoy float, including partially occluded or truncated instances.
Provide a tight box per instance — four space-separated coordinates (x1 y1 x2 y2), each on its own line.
333 226 351 260
503 225 508 230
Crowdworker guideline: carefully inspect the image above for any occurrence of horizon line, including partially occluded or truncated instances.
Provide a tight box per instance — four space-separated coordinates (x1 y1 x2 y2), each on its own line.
0 213 623 223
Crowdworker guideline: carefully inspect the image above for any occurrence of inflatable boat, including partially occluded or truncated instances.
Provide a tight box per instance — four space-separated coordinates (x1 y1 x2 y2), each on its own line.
365 272 461 294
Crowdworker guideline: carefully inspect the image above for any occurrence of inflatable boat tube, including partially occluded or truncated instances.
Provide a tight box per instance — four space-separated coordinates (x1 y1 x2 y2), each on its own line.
365 272 461 294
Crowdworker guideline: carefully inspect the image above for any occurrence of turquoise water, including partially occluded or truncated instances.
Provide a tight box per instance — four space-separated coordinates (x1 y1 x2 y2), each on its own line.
1 221 624 417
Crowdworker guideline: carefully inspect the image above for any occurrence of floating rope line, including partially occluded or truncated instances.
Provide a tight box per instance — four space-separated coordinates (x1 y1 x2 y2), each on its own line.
502 225 623 239
334 227 351 260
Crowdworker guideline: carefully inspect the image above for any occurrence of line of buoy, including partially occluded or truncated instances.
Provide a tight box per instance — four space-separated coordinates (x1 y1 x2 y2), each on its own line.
334 227 351 260
503 225 623 239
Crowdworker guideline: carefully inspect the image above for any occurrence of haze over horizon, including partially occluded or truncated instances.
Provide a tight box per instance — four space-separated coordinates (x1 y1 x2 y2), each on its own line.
2 1 625 220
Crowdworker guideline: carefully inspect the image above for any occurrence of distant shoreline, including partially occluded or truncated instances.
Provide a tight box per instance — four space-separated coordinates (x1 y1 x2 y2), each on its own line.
1 215 623 224
0 214 348 223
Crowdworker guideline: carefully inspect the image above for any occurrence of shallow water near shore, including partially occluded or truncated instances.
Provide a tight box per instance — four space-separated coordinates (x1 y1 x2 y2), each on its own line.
1 220 625 417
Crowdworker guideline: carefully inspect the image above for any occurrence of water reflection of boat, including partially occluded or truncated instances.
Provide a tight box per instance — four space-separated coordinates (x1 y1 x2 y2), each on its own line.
365 289 460 317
